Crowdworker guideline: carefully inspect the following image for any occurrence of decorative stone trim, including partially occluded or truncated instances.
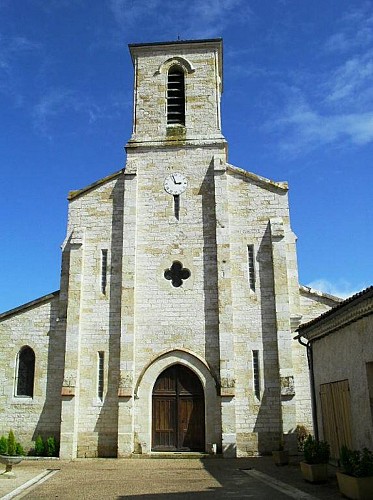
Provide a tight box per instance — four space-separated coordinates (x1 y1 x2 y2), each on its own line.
61 386 75 396
118 373 133 398
220 377 235 396
280 376 295 396
270 217 285 240
227 164 288 192
61 376 76 396
156 56 195 75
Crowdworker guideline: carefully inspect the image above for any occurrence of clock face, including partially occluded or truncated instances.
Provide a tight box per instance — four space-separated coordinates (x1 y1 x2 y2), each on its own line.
164 172 187 195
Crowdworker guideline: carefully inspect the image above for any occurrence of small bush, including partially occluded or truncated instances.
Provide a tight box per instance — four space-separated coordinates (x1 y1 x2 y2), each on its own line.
34 435 45 456
46 436 57 457
0 435 7 454
303 435 330 464
340 446 373 477
7 430 16 456
15 442 25 455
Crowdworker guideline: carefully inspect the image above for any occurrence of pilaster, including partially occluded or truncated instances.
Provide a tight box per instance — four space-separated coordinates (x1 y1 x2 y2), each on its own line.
59 229 85 459
213 155 236 457
270 218 296 449
117 169 137 456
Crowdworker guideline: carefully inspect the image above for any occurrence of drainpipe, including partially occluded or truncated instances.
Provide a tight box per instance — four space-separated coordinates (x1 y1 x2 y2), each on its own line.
297 335 319 441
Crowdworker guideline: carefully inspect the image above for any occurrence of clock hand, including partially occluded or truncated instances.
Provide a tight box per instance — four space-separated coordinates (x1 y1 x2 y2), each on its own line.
172 174 181 184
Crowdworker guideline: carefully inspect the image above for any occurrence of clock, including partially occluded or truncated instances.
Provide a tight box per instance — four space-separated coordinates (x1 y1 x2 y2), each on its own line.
164 172 187 195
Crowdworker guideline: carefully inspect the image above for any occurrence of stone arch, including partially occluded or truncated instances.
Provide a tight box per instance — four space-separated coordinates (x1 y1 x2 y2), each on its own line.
156 56 195 76
133 349 221 454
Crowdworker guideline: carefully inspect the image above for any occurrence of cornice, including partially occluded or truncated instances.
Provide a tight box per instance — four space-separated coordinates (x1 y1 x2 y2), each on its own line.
226 164 288 192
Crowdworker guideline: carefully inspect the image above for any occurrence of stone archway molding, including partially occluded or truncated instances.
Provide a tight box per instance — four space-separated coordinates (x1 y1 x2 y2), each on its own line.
134 348 218 398
156 57 195 76
133 349 221 455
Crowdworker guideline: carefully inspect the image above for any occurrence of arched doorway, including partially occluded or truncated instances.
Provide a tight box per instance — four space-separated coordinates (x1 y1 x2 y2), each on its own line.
152 364 205 451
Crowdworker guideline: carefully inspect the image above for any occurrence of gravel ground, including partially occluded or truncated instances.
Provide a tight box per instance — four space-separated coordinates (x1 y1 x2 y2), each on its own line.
0 456 342 500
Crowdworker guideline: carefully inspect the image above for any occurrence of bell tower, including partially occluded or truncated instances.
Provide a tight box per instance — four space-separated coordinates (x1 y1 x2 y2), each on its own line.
127 39 226 148
121 39 229 456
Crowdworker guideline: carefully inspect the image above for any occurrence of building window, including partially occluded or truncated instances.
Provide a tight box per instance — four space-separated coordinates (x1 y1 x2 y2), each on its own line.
252 350 260 400
16 346 35 397
98 352 104 401
247 245 256 291
164 261 191 288
101 249 108 294
174 194 180 220
167 65 185 125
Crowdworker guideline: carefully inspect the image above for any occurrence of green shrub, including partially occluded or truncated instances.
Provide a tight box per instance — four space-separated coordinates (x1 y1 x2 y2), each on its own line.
45 436 57 457
0 435 7 454
303 435 330 464
340 446 373 477
7 430 16 456
34 435 45 456
15 442 24 455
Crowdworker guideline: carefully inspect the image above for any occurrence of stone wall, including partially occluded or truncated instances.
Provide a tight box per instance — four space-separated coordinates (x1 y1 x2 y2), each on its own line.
0 294 62 451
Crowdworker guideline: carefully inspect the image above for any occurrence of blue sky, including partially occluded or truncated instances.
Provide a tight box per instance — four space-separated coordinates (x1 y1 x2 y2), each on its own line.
1 0 372 312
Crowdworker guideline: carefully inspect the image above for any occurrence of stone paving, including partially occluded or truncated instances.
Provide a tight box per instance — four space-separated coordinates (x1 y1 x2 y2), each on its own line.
0 456 342 500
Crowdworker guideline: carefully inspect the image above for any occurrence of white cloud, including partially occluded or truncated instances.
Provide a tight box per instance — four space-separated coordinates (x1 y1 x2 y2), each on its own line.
324 5 373 53
32 88 130 138
108 0 252 39
0 34 40 73
264 6 373 156
307 279 369 299
32 89 76 137
324 50 373 104
0 34 41 100
265 92 373 155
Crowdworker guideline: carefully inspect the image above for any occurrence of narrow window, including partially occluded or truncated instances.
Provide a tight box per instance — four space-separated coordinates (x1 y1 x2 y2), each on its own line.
247 245 256 291
98 351 104 401
101 249 108 294
253 350 260 400
16 346 35 397
174 194 180 220
167 66 185 125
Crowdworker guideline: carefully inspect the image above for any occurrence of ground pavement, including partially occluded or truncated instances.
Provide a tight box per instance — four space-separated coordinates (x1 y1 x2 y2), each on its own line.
0 456 342 499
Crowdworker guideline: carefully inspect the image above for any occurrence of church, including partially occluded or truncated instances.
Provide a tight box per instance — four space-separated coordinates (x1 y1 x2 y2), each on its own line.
0 39 339 458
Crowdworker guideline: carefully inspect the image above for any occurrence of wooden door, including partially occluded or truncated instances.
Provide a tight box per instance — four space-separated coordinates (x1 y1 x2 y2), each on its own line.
152 365 205 451
320 379 353 460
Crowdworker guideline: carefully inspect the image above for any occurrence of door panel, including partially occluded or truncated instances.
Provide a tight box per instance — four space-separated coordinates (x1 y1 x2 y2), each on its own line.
152 397 176 450
152 365 205 451
179 397 205 450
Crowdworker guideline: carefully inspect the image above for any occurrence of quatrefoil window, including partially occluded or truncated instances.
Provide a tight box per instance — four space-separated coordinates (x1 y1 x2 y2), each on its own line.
164 261 191 288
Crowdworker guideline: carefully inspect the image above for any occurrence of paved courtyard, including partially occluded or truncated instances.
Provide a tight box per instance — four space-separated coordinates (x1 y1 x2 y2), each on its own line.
0 457 342 500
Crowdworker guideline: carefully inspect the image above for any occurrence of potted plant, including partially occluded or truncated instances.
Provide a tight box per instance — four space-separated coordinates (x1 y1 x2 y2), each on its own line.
337 446 373 499
300 435 330 483
0 430 24 478
272 436 289 466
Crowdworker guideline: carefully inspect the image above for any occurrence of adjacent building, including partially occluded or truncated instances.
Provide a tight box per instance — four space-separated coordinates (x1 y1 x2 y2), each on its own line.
296 286 373 460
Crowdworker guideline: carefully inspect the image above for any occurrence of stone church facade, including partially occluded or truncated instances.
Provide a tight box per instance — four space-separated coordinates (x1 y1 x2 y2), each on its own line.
0 39 339 458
